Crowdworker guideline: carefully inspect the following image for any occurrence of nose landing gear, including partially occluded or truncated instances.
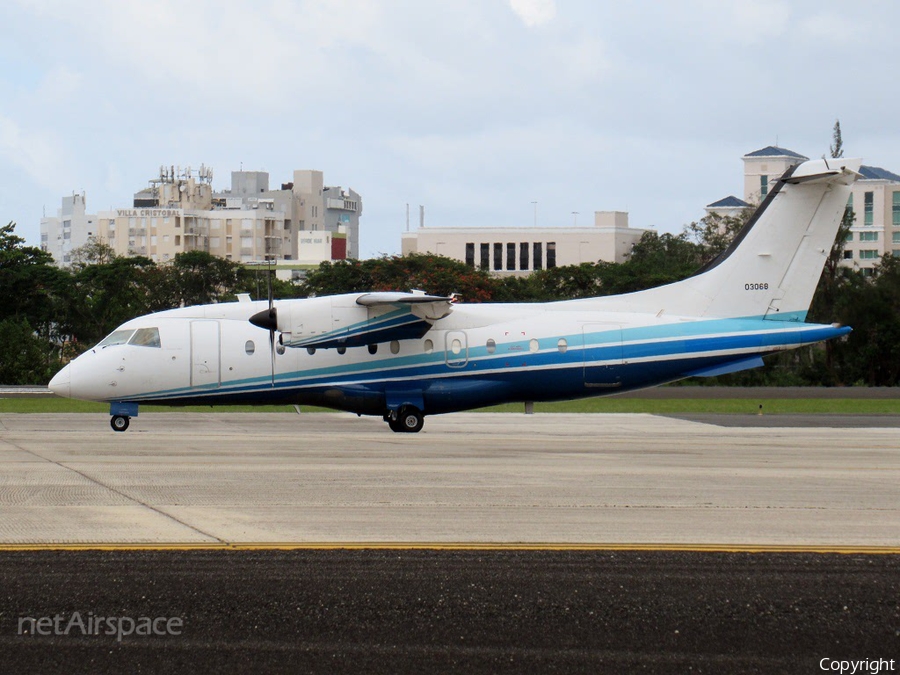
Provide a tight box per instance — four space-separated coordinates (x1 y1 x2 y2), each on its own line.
109 401 139 432
110 415 130 432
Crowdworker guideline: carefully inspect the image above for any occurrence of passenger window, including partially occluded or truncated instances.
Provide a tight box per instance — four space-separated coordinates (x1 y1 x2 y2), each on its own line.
244 340 255 355
130 327 162 348
307 347 316 355
424 339 434 354
486 339 496 354
368 344 378 355
390 340 400 354
529 338 539 353
451 339 462 355
97 329 135 348
558 338 568 354
337 346 347 355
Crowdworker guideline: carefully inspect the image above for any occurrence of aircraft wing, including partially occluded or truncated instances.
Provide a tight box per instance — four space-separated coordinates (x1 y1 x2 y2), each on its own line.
279 292 455 349
356 292 455 321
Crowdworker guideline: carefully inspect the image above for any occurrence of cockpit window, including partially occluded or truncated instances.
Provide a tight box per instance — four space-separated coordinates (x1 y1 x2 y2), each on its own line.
129 327 162 348
96 329 135 348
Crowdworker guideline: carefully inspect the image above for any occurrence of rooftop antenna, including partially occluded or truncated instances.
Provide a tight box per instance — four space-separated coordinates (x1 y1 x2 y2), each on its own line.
419 205 424 228
406 203 409 232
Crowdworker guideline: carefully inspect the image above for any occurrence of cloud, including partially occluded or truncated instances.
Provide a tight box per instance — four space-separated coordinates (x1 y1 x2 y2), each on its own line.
799 11 870 43
0 116 68 190
508 0 556 27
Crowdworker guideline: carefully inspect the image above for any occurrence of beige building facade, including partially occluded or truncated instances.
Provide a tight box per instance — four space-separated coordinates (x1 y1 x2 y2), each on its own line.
41 165 360 269
401 211 649 275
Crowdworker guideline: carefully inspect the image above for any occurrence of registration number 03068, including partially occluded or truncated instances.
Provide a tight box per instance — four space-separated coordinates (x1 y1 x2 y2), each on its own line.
744 282 769 291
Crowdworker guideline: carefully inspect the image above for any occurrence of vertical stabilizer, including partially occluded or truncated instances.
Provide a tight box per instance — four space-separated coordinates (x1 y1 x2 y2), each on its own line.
580 158 860 320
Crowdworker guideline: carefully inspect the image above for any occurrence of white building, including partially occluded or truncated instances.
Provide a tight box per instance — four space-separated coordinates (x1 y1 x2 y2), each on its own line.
401 211 649 275
40 193 99 264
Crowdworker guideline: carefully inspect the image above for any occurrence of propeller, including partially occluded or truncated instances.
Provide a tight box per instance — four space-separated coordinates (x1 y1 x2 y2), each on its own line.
249 261 277 386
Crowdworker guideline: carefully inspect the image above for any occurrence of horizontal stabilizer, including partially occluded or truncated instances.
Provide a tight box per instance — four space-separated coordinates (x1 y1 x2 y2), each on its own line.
685 356 765 378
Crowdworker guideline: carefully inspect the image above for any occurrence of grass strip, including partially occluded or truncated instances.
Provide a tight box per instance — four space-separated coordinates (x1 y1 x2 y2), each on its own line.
2 398 900 415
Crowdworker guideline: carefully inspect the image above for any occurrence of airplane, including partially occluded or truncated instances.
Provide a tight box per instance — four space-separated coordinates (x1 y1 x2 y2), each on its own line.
49 157 859 433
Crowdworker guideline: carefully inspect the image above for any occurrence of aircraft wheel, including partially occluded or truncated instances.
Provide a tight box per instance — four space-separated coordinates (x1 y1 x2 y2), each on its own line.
387 417 404 433
110 415 130 432
398 406 424 433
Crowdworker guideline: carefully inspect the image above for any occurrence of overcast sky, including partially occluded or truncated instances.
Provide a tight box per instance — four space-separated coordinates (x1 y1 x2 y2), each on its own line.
2 0 898 257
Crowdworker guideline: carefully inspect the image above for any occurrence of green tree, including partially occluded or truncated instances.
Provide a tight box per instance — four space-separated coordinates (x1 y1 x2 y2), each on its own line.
0 221 64 327
168 250 245 306
301 255 495 302
0 318 60 384
830 119 844 159
684 209 753 265
56 255 159 347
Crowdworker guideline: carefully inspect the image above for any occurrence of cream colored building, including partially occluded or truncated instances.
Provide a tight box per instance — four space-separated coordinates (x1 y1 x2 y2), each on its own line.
401 211 649 275
41 165 360 269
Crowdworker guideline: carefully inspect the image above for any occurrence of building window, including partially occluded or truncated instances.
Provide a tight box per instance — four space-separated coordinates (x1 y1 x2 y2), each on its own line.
533 242 542 270
845 232 853 242
864 192 873 226
893 192 900 227
480 243 489 270
519 243 529 270
465 242 475 267
859 249 879 260
859 231 879 242
843 250 853 260
760 175 768 199
846 193 854 225
506 243 515 270
493 243 502 271
547 242 557 268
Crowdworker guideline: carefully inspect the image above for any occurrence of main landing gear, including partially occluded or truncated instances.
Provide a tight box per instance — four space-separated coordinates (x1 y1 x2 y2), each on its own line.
110 415 130 432
386 406 424 433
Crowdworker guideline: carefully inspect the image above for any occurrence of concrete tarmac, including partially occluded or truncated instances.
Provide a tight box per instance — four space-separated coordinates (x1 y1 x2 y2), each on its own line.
0 412 897 547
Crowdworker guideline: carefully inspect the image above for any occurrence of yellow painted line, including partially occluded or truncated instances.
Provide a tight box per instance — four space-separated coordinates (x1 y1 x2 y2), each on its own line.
0 542 898 554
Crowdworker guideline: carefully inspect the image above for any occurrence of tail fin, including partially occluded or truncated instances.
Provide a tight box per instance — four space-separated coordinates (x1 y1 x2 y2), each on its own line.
588 158 860 320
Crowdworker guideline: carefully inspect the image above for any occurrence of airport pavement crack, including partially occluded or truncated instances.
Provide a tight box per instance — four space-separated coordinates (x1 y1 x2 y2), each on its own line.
2 439 224 544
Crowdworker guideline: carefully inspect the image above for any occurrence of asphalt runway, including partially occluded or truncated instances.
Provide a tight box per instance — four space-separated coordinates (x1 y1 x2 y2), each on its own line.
1 549 897 674
1 412 898 672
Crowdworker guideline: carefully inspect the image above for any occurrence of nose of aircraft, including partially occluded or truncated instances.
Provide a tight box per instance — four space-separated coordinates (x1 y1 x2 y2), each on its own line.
48 363 72 398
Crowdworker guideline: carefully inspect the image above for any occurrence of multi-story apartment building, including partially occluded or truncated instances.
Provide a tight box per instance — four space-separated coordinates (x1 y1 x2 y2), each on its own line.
401 211 649 275
40 165 362 270
707 146 900 272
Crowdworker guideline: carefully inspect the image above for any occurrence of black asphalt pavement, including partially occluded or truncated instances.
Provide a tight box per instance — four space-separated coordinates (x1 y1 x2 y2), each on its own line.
0 550 897 674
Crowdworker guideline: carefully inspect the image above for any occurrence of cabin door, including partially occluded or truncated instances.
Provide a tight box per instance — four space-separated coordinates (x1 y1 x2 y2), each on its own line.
582 323 623 388
190 320 221 388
